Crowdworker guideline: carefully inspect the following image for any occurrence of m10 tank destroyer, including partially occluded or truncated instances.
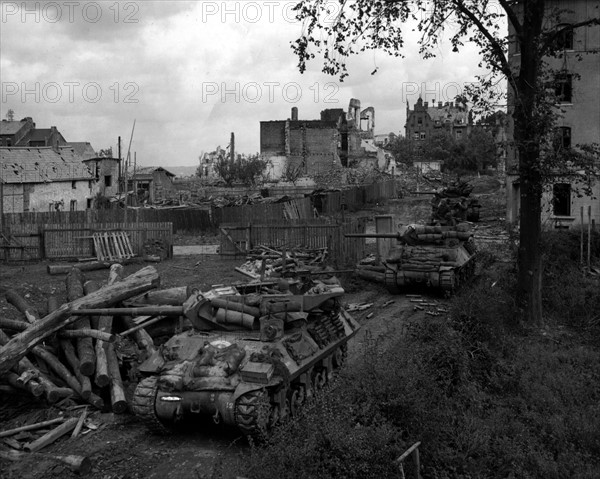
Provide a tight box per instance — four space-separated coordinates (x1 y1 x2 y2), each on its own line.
348 223 477 294
131 282 359 438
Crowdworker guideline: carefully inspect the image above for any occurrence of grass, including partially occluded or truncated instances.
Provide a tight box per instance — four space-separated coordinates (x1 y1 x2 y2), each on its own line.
243 230 600 479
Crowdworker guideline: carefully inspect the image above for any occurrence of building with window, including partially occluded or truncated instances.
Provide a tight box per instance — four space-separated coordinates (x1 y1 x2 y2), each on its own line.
505 0 600 229
0 117 67 148
0 146 94 213
404 97 472 144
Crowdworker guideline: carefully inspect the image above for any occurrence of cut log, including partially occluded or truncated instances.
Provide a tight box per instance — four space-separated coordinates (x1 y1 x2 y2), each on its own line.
94 341 110 388
66 268 85 302
67 269 95 376
83 280 112 388
0 417 65 438
82 280 102 329
24 417 79 452
108 263 124 285
47 262 110 275
59 339 92 400
122 316 156 356
0 266 160 376
30 345 82 396
58 329 115 343
5 290 40 323
6 371 44 397
0 450 91 474
105 343 127 414
0 319 115 342
126 285 193 306
70 306 183 317
0 328 63 403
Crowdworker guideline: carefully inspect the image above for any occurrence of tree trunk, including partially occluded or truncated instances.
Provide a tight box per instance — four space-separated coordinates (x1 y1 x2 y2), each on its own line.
0 266 159 376
513 1 545 325
66 269 95 376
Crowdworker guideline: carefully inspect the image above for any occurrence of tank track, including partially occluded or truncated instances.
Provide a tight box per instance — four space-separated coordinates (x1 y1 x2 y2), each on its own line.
131 377 173 435
234 388 271 439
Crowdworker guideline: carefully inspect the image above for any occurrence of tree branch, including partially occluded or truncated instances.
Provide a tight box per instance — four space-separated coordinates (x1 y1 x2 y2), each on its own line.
499 0 523 38
541 18 600 55
452 0 516 91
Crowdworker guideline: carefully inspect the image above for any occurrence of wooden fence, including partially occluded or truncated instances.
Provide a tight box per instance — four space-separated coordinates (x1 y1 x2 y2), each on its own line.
212 197 315 225
43 222 173 260
1 221 172 262
219 218 367 266
1 208 211 234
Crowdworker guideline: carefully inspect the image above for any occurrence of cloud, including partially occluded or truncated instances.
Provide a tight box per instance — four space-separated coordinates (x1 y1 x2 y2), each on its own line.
1 0 505 167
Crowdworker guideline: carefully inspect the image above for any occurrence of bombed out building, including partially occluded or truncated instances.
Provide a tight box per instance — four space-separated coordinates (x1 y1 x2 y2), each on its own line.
259 98 382 180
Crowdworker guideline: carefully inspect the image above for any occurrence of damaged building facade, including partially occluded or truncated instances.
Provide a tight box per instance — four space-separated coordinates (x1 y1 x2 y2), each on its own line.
505 0 600 229
260 99 387 180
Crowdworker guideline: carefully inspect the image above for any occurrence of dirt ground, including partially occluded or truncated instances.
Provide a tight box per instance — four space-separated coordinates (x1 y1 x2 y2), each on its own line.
0 182 506 479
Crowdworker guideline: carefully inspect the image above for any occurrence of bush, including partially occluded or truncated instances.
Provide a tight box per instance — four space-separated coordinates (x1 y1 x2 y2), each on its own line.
245 244 600 478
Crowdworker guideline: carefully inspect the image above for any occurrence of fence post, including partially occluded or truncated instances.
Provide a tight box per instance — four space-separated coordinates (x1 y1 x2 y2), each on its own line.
395 441 421 479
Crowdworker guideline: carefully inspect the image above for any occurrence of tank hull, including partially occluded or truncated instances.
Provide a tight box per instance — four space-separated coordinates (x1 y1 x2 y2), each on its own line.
132 288 359 437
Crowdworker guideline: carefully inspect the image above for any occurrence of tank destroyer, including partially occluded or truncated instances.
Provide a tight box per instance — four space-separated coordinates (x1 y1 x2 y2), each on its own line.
131 282 359 437
348 223 477 294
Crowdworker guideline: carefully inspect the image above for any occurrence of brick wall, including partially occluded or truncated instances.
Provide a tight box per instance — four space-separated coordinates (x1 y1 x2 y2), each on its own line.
260 121 286 155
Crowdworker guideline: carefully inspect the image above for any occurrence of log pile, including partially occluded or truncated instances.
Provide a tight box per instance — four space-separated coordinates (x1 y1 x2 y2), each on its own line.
0 266 160 417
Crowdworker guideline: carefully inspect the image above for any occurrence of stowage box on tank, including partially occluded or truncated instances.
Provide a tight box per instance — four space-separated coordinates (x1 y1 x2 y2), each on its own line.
131 283 360 437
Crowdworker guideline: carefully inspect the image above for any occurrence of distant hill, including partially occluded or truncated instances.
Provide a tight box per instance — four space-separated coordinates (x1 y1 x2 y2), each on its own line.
166 165 198 178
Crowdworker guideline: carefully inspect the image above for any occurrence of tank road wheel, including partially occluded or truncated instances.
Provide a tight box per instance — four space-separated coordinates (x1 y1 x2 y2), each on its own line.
313 369 327 392
131 377 173 435
235 389 271 439
289 386 305 417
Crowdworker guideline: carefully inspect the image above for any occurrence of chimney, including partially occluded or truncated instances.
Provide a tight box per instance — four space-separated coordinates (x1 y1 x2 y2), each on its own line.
291 107 298 121
444 101 449 107
438 101 442 108
424 101 428 108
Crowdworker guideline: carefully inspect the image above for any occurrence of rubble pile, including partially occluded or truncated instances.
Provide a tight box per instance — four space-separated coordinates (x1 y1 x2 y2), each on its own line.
236 245 330 279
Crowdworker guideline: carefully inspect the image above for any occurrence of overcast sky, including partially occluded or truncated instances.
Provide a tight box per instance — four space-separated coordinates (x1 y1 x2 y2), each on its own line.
1 1 503 168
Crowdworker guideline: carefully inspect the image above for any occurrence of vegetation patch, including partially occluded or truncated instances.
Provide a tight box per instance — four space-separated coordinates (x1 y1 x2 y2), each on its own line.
245 233 600 478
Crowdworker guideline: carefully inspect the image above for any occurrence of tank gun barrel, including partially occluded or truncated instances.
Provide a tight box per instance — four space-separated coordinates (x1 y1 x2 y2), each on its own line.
345 233 402 239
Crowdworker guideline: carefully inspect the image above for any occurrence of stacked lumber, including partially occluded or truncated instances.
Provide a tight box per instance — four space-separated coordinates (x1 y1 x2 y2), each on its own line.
0 266 160 414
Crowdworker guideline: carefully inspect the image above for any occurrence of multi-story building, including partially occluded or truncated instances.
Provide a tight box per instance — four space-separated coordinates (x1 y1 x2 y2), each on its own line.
404 97 472 143
505 0 600 228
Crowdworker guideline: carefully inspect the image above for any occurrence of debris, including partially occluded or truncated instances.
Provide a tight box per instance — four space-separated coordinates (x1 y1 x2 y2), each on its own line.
24 417 79 452
346 302 373 312
382 300 395 308
0 418 66 439
0 450 92 474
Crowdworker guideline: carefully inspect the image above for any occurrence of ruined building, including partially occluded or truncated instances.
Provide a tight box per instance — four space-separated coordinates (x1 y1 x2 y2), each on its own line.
259 99 381 180
404 97 472 143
